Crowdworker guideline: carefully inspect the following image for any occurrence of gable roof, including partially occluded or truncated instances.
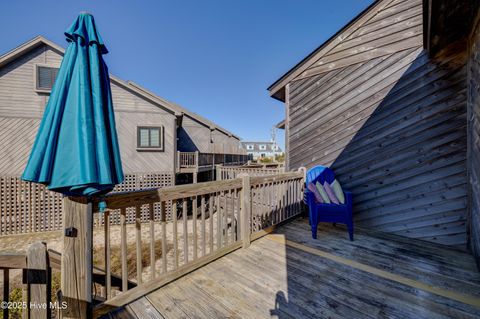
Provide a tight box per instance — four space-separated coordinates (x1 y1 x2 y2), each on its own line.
240 141 282 152
127 81 239 139
0 35 240 139
267 0 391 102
268 0 476 102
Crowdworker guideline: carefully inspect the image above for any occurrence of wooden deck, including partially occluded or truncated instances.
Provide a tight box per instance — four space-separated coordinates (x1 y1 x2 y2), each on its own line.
104 218 480 319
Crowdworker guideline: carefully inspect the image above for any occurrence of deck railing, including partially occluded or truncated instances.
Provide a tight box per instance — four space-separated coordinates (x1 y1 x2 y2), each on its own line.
0 242 59 319
198 152 214 166
0 244 137 319
177 151 249 170
177 152 197 168
216 164 285 180
90 169 305 317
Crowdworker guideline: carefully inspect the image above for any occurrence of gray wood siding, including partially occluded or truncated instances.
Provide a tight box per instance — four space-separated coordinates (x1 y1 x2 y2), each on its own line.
0 46 61 119
468 18 480 263
0 117 40 175
0 43 176 175
296 0 423 80
177 115 241 154
177 115 212 152
228 136 241 149
285 0 469 248
110 82 176 173
211 129 239 153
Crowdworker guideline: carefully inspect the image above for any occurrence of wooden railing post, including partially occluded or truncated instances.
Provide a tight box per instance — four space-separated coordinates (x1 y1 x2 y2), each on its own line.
212 153 216 180
298 167 307 184
195 151 199 167
176 151 180 172
240 174 251 248
61 197 93 319
26 242 50 319
298 167 307 215
2 269 8 319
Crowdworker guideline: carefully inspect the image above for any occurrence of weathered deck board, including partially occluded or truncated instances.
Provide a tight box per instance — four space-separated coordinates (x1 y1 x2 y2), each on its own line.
107 218 480 319
279 222 480 284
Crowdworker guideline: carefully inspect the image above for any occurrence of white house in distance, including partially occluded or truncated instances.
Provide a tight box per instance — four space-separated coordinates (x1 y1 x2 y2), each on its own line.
240 141 283 160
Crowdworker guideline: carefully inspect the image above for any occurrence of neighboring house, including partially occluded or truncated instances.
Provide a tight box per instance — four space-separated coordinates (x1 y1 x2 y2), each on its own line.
240 141 283 160
0 36 246 185
268 0 480 255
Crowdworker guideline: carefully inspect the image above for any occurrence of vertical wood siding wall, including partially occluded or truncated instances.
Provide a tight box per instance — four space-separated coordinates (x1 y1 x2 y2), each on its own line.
468 17 480 263
285 0 469 248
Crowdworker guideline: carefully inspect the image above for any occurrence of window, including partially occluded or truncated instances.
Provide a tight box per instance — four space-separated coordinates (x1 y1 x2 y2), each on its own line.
137 126 164 151
259 144 266 150
35 65 59 92
246 144 254 150
272 145 278 151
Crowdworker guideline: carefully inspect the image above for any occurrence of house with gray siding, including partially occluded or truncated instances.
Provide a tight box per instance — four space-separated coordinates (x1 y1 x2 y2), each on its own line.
0 36 246 186
268 0 480 261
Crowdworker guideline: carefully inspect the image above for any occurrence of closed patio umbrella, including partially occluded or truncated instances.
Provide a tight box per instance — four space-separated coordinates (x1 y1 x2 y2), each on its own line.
22 12 124 197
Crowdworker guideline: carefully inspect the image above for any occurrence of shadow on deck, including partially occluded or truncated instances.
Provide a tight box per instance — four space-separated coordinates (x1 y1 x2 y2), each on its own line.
104 218 480 319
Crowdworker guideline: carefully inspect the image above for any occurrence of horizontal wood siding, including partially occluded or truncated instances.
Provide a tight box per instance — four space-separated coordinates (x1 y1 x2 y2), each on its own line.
468 18 480 264
286 0 469 248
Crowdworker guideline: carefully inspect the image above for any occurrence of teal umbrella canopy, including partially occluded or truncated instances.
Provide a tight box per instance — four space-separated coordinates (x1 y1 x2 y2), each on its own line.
22 13 124 197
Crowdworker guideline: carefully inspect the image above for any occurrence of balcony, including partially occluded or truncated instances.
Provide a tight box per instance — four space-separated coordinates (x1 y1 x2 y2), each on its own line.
176 151 249 174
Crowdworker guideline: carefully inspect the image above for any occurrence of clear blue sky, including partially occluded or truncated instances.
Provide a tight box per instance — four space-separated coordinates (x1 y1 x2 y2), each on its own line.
0 0 372 148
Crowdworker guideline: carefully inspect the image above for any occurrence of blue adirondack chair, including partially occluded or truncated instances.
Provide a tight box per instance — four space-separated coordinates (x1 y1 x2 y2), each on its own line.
304 166 353 240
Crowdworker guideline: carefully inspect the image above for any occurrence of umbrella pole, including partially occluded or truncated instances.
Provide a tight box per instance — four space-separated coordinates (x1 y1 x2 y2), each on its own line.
61 197 93 319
